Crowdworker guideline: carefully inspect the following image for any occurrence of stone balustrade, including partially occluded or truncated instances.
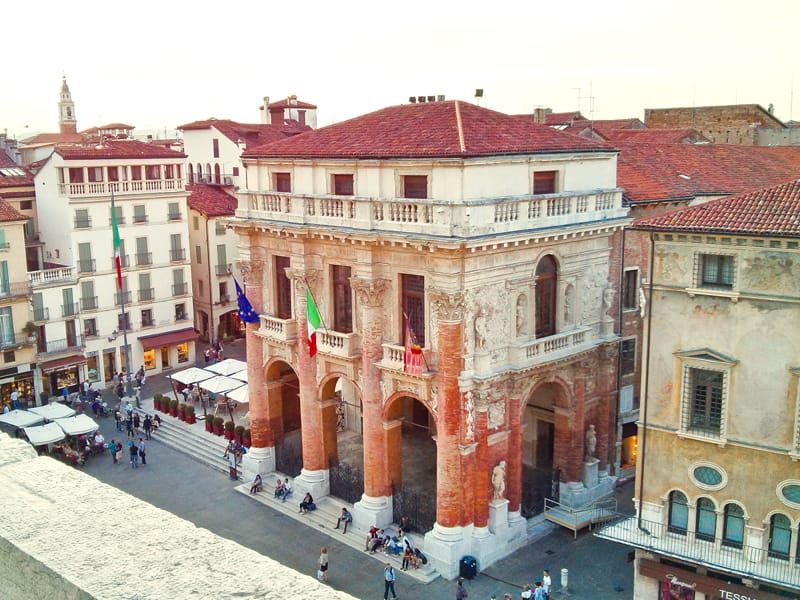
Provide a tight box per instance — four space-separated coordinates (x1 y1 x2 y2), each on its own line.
255 315 297 342
29 267 76 287
58 179 184 197
317 329 361 358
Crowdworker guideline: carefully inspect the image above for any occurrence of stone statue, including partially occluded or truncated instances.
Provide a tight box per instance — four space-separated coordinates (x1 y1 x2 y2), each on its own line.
491 460 507 501
585 424 597 461
602 286 614 315
474 310 488 351
564 284 574 323
515 295 527 336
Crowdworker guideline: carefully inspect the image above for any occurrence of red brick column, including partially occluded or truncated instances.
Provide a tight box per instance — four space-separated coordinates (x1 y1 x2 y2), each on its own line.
507 395 522 512
431 292 466 529
596 345 617 471
567 361 589 482
287 268 326 472
351 278 391 497
472 407 489 528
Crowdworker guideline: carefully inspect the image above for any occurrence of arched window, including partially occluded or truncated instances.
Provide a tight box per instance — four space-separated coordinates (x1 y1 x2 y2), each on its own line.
768 514 791 560
197 163 203 179
206 163 211 182
722 504 745 548
214 163 221 185
668 491 688 535
188 163 194 183
535 255 557 338
695 497 716 542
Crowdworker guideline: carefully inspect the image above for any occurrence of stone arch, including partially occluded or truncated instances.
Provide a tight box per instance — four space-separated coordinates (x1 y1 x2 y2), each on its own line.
516 375 573 419
214 163 221 185
318 372 362 435
763 509 796 529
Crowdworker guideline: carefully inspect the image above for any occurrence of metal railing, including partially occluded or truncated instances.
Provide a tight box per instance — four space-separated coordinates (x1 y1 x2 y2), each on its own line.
594 514 800 589
172 283 188 296
141 317 155 328
77 259 96 273
0 281 32 299
138 288 154 302
0 332 33 349
80 296 98 311
33 307 49 321
108 216 127 226
135 252 152 266
169 248 186 262
39 336 84 354
110 255 130 269
175 312 188 322
74 217 92 229
61 302 79 317
168 211 182 221
133 214 149 224
114 291 132 305
215 264 229 276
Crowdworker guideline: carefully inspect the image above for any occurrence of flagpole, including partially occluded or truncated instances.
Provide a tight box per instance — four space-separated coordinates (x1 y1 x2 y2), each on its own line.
111 191 133 398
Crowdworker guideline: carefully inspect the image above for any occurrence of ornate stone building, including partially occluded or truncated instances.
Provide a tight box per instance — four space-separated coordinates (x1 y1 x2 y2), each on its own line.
231 99 627 576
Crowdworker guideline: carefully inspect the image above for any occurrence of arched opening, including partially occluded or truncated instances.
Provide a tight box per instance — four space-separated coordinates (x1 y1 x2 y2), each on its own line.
187 163 194 184
695 497 716 542
205 163 212 182
535 255 557 338
668 490 689 535
266 360 301 476
196 163 203 180
522 382 558 516
768 513 791 560
322 375 363 503
722 503 745 548
386 394 437 533
214 163 221 185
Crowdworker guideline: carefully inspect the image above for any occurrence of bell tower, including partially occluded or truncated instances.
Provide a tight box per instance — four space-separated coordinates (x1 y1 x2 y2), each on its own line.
58 76 77 134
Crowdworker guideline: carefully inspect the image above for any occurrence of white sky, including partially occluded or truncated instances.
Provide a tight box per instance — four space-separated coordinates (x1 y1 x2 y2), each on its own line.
3 0 798 138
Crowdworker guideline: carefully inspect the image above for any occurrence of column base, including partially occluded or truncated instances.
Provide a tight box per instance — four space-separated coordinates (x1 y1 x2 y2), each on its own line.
240 446 275 482
352 494 393 529
294 468 330 500
560 467 617 510
423 523 470 580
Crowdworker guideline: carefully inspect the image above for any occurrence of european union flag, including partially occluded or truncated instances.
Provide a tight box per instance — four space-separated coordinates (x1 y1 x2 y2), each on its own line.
234 277 260 324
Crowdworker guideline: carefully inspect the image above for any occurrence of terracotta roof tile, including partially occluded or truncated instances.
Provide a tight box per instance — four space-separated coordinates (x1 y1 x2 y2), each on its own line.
20 132 84 145
0 198 28 222
55 139 186 160
177 119 308 148
0 155 33 186
602 128 710 144
617 143 800 202
632 178 800 237
186 184 238 217
543 111 586 126
245 101 613 159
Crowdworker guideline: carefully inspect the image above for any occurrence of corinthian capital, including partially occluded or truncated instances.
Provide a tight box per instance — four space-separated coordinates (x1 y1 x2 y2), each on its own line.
237 259 265 283
285 267 320 292
351 278 391 308
430 290 466 323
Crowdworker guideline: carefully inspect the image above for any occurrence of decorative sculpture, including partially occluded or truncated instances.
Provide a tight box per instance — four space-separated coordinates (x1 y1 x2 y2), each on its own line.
491 460 507 501
585 424 597 461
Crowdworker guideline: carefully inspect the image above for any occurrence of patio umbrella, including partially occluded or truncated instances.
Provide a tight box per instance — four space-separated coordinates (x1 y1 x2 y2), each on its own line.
0 409 45 428
168 367 215 385
55 414 99 436
229 369 247 383
29 403 76 421
205 359 248 377
225 384 249 404
23 422 66 446
198 376 245 395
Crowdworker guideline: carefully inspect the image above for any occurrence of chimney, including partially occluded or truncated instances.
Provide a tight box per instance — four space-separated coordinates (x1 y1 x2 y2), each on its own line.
260 96 270 123
533 108 548 124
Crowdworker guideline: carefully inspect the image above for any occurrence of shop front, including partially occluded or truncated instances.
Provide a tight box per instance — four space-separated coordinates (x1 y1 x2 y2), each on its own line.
140 327 198 374
0 364 36 408
40 354 87 399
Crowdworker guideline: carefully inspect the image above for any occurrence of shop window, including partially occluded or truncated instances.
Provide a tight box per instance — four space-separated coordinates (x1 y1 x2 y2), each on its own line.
695 497 717 542
143 349 156 371
722 503 745 548
177 342 189 363
667 490 688 535
86 354 99 382
4 350 14 363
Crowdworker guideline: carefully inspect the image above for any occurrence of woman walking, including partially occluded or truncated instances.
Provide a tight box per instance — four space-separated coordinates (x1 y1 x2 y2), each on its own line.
317 547 328 583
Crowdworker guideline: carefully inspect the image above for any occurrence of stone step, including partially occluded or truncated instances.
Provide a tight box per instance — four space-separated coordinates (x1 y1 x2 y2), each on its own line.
235 476 439 584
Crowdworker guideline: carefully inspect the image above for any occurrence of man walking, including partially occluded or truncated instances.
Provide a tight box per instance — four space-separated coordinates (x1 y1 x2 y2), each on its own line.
138 437 146 466
108 439 118 464
143 414 152 440
383 562 397 599
128 438 138 468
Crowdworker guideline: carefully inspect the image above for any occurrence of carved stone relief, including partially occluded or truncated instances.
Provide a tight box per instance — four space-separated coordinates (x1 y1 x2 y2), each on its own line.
581 268 606 323
464 390 476 442
487 401 506 430
463 285 511 354
351 278 391 307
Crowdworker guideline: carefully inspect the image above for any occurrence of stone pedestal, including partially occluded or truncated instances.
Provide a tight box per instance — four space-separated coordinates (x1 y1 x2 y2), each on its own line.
601 317 615 338
559 463 617 510
352 494 393 529
240 446 274 482
294 467 329 500
423 523 470 580
582 458 599 488
487 499 509 535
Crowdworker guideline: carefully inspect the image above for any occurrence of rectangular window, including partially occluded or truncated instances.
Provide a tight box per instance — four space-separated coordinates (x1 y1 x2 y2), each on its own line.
689 368 723 434
177 342 189 363
274 172 291 193
133 204 147 224
175 303 187 321
533 171 557 194
401 273 425 346
192 215 199 231
165 164 174 179
78 242 94 273
332 265 352 333
219 281 228 303
197 279 204 296
620 338 636 376
87 167 103 183
111 203 124 225
117 312 130 332
68 168 84 183
20 200 32 210
3 350 14 363
700 254 734 288
145 165 160 180
232 167 239 176
107 166 119 182
32 292 46 321
84 318 97 337
0 307 13 346
143 349 156 370
195 245 202 264
216 244 227 275
212 138 220 158
333 174 354 196
131 166 142 181
215 221 227 235
168 202 181 220
141 309 154 327
402 175 427 199
172 270 187 296
80 281 96 311
136 237 150 266
74 209 90 229
138 273 152 302
62 288 76 317
623 269 639 310
275 256 292 319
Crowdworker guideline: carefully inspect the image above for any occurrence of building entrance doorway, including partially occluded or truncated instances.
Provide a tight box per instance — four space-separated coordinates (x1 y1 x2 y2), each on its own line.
522 383 560 516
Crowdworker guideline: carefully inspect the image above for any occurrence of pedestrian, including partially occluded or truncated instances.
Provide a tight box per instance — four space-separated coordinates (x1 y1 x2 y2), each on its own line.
114 408 122 432
204 348 210 363
10 388 19 410
542 570 551 599
138 437 146 466
143 414 152 440
128 438 138 468
125 414 133 438
108 439 118 464
317 546 328 583
133 412 140 436
456 577 468 599
532 581 545 600
520 584 532 599
114 440 124 463
382 562 397 600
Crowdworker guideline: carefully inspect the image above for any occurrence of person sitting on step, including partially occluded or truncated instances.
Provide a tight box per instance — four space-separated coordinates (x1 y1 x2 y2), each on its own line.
282 478 292 502
334 507 352 533
274 478 286 499
249 473 262 495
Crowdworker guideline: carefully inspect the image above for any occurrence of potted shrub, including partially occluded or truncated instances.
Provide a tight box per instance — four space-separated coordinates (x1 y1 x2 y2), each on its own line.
185 404 196 425
204 411 214 432
23 321 37 343
242 428 251 448
224 420 235 440
169 398 179 417
153 394 162 412
177 403 187 421
234 424 245 445
213 416 224 436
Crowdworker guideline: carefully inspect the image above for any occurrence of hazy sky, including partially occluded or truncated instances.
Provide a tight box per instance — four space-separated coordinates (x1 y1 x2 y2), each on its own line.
3 0 798 138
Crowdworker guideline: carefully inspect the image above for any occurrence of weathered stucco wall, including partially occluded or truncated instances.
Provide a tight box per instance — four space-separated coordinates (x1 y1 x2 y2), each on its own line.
0 433 357 600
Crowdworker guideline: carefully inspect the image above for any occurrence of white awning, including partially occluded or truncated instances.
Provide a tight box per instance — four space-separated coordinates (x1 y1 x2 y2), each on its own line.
23 422 66 446
198 376 244 395
55 414 99 436
229 369 247 383
168 367 215 385
225 385 249 404
205 359 248 377
0 409 45 428
29 403 76 421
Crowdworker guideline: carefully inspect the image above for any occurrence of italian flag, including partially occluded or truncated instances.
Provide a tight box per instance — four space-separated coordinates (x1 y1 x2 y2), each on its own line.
307 288 320 358
111 192 122 289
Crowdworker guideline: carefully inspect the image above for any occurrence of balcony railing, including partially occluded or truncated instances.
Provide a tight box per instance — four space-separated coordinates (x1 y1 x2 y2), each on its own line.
175 312 188 322
317 329 362 359
29 267 75 287
215 264 229 276
61 302 79 317
114 291 132 305
133 214 149 224
74 217 92 229
39 335 84 355
141 317 155 328
379 342 432 373
256 315 297 342
0 332 33 349
110 255 130 269
33 307 49 322
168 211 182 222
80 296 98 311
169 248 186 262
59 179 184 197
108 216 127 226
138 288 154 302
172 283 188 296
238 188 626 238
0 242 10 250
189 173 234 186
595 514 800 590
135 252 152 266
77 259 96 273
0 281 33 300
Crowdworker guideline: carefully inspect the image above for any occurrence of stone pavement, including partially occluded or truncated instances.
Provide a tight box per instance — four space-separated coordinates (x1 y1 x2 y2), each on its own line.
83 337 635 599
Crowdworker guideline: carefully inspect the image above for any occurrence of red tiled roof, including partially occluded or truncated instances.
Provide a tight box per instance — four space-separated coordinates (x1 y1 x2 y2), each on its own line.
187 184 238 217
544 111 585 126
588 118 645 130
139 327 198 351
20 132 84 145
268 97 317 110
55 139 186 160
177 119 309 148
603 128 710 144
632 178 800 237
617 143 800 202
0 198 27 222
0 155 33 187
245 101 613 159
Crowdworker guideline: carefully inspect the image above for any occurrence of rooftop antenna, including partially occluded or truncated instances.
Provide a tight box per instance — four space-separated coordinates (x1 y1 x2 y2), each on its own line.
577 82 597 130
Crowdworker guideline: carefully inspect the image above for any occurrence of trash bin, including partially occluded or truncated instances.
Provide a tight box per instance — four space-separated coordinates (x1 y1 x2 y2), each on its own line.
459 555 477 580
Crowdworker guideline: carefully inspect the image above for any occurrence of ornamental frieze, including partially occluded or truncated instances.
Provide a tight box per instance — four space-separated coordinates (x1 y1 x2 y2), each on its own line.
430 290 466 322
